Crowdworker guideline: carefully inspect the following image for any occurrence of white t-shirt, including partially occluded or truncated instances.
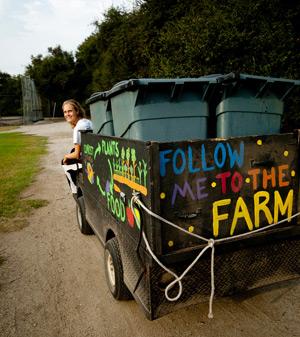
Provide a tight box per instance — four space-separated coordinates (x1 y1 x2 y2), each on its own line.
73 118 93 144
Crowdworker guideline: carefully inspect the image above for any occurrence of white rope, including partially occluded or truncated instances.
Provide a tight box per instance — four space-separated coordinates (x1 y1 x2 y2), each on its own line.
142 231 183 301
130 194 300 319
216 211 300 243
134 196 209 242
165 243 212 301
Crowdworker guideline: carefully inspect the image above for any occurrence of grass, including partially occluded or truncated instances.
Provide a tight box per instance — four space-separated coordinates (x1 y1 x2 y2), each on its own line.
0 132 48 232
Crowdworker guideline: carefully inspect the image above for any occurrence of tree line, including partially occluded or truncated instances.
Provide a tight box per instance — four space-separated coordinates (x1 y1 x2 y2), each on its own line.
1 0 299 129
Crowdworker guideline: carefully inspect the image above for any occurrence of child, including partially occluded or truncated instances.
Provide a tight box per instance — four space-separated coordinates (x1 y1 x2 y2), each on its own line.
62 99 93 195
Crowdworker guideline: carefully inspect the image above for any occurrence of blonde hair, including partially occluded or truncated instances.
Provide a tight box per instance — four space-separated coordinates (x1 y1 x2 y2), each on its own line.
62 99 86 119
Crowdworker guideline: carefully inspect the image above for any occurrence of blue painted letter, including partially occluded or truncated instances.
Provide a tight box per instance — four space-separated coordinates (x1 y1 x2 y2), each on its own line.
227 142 244 168
173 148 186 175
160 149 173 177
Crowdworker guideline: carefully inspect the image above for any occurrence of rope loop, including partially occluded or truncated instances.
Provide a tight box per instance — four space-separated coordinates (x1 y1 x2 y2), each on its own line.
165 278 183 302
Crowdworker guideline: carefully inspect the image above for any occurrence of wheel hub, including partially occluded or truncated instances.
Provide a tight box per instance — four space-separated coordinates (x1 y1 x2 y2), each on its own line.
107 253 116 288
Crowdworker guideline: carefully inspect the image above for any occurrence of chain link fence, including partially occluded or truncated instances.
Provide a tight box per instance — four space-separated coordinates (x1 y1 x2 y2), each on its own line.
21 76 43 124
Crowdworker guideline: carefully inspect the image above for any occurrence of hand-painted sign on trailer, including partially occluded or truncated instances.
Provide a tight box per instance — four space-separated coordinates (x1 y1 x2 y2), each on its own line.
79 132 300 320
157 133 298 254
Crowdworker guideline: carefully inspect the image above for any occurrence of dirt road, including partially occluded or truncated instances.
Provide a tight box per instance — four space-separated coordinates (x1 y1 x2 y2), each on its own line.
0 121 299 337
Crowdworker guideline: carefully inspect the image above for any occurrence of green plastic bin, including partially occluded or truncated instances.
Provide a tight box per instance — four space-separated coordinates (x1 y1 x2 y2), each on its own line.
216 73 300 137
86 91 115 136
107 78 216 142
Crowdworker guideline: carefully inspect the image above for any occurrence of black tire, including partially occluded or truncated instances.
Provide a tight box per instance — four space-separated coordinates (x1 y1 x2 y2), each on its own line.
104 238 132 300
76 196 93 235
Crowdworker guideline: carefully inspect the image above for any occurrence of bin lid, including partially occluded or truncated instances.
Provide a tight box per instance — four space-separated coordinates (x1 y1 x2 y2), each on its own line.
216 72 300 100
86 91 109 104
107 77 221 101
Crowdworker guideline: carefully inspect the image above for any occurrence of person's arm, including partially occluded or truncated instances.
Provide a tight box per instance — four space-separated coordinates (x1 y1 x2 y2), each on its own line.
63 144 81 164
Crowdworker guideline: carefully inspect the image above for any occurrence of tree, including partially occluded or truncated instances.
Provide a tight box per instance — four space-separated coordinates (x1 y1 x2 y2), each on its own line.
21 0 300 127
0 72 22 116
25 46 76 115
75 34 99 101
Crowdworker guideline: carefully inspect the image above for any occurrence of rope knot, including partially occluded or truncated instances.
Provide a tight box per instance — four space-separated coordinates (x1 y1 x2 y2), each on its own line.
208 238 215 248
132 192 141 203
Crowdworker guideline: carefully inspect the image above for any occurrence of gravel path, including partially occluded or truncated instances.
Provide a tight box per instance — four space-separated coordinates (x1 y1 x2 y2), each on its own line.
0 121 299 337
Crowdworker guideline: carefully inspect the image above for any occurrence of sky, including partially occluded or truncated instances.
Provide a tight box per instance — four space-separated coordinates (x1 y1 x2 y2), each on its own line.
0 0 135 76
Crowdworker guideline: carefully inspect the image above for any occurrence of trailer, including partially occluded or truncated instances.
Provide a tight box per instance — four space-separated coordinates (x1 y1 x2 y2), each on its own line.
73 74 300 320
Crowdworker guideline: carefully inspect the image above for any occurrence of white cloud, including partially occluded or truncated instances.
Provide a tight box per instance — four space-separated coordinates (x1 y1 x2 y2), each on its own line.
0 0 134 75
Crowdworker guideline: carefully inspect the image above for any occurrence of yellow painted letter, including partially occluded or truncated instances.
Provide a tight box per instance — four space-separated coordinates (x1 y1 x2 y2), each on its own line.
254 191 273 228
230 197 254 235
274 189 293 223
212 199 231 237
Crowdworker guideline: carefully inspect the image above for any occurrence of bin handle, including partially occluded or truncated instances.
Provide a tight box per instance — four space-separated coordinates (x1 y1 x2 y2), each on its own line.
250 159 274 168
96 120 113 134
216 72 240 84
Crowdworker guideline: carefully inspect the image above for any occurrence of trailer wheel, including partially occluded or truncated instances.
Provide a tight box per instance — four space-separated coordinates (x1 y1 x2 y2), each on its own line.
76 196 93 235
104 238 132 300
